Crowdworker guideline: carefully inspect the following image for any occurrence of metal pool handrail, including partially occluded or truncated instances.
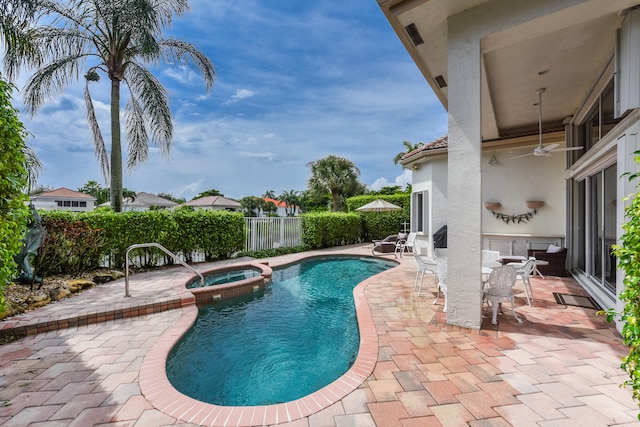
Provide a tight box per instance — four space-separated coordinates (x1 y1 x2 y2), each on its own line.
124 243 205 297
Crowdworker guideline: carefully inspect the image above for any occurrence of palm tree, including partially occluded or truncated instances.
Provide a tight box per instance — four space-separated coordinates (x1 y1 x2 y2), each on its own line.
262 190 276 199
307 155 362 212
240 196 261 217
393 140 424 165
279 189 299 216
2 0 215 212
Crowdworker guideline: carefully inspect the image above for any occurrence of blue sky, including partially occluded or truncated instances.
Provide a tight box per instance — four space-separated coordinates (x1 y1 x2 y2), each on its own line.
14 0 447 201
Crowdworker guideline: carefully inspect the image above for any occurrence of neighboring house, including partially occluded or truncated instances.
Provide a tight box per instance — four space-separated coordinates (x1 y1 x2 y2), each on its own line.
379 0 640 329
261 197 301 217
182 195 242 212
99 192 177 211
30 187 96 212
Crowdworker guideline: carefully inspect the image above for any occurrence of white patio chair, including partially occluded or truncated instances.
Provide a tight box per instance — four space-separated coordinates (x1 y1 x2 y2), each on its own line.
483 265 522 324
395 232 417 257
513 257 536 306
413 253 436 296
433 248 448 312
481 249 501 267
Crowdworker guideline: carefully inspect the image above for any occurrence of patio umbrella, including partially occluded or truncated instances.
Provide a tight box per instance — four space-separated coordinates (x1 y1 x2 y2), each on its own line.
355 198 402 213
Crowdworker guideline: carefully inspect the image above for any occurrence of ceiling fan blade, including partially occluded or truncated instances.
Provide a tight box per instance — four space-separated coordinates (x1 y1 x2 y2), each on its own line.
541 143 559 152
549 146 584 153
509 152 534 159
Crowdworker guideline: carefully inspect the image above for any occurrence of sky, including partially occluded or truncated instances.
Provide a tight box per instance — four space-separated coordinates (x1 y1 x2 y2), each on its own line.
12 0 448 201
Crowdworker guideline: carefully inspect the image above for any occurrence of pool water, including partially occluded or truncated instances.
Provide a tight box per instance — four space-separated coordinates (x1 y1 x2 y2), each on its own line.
166 256 395 406
185 268 262 289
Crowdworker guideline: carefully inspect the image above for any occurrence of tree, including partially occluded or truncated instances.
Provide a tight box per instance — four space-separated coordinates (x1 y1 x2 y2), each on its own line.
0 74 30 311
157 192 185 204
262 200 277 216
393 140 424 165
280 189 300 216
307 155 363 212
78 180 136 206
240 196 261 217
262 190 276 199
194 189 224 199
372 186 402 196
78 180 110 205
2 0 216 212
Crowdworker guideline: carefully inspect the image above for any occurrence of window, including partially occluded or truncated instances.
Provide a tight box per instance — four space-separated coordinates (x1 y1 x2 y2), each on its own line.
80 201 86 207
411 190 428 233
71 201 79 207
56 200 62 206
577 164 617 296
63 201 71 207
575 79 618 160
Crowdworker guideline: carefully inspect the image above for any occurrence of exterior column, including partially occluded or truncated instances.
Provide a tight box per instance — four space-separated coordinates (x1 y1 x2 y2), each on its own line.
446 15 483 329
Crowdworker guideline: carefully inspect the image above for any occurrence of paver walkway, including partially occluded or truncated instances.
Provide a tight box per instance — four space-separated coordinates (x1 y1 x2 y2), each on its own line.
0 244 638 426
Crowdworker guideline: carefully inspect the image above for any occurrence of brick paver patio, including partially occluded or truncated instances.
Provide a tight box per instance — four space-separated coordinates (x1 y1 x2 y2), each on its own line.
0 244 637 426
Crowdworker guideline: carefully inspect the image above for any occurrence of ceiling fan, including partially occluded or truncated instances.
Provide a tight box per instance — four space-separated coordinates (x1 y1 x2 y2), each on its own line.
510 88 583 159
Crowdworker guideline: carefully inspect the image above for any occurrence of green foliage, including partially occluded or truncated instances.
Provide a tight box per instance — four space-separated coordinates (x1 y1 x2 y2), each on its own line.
35 209 245 273
307 155 365 211
393 140 424 165
195 189 224 199
78 180 110 205
0 76 30 311
347 194 411 240
301 212 362 249
34 211 105 276
236 245 307 259
157 192 186 204
609 183 640 412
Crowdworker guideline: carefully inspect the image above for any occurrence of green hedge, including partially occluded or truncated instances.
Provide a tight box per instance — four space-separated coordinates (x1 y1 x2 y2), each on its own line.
302 212 362 249
347 194 410 240
30 206 400 276
33 209 245 275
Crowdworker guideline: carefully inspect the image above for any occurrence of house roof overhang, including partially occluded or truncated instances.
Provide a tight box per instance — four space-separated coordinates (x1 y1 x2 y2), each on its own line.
377 0 639 144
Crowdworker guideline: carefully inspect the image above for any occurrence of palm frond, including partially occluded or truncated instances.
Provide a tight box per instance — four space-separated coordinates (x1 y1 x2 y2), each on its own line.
23 53 88 115
84 79 109 182
124 62 172 162
22 143 43 192
159 38 216 90
124 94 149 171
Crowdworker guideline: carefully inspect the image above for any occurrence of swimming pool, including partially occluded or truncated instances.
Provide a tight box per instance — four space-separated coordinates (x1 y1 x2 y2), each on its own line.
166 256 395 406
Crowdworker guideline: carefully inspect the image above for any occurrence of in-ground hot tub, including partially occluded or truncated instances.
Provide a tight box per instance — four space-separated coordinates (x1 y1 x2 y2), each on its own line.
186 261 272 305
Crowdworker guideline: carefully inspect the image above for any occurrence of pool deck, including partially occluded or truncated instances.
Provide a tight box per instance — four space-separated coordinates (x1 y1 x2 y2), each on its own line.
0 244 638 426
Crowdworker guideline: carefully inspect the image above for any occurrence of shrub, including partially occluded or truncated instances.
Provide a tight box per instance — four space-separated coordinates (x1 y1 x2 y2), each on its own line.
347 194 410 240
0 76 30 312
608 180 640 414
302 212 361 249
34 213 105 276
34 209 245 272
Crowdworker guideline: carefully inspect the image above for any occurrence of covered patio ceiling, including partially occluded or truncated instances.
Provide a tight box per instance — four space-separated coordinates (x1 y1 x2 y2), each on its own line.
377 0 639 143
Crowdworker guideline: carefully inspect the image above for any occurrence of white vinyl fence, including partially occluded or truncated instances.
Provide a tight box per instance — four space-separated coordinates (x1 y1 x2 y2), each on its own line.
245 217 303 252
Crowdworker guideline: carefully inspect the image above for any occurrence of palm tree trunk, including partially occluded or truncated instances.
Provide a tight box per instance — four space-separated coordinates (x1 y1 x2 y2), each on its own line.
331 190 340 212
110 78 123 212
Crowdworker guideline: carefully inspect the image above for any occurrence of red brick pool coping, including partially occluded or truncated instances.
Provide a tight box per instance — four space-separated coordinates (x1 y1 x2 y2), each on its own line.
139 255 399 426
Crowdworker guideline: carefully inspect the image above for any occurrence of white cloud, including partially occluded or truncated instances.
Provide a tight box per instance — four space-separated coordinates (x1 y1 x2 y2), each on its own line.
369 169 412 192
222 88 255 106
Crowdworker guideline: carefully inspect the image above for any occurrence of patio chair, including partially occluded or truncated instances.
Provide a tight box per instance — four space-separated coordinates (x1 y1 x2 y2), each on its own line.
433 248 448 312
413 253 436 296
481 249 501 267
483 265 522 324
512 257 536 306
396 232 418 257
